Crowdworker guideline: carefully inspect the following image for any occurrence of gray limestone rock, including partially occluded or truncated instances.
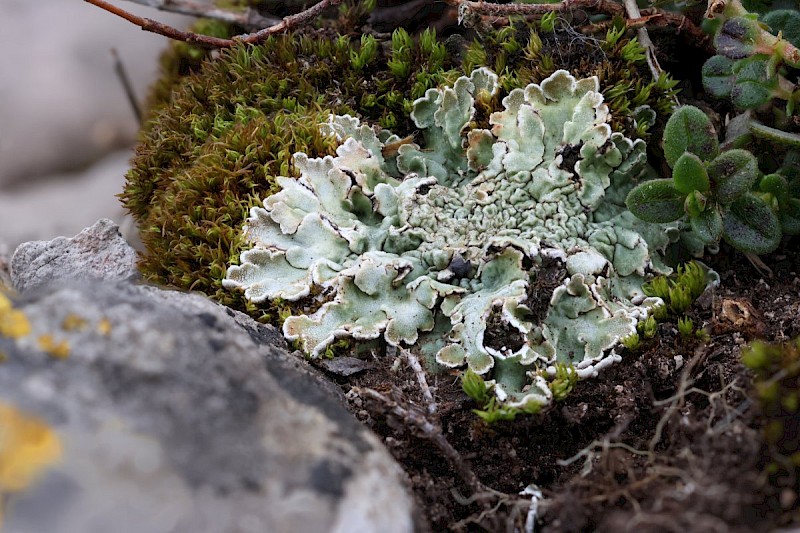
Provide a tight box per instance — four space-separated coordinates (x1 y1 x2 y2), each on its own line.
10 219 138 292
0 280 415 532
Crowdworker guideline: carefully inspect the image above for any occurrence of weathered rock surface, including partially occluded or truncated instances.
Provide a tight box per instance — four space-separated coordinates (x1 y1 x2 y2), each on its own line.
0 223 416 532
10 219 138 293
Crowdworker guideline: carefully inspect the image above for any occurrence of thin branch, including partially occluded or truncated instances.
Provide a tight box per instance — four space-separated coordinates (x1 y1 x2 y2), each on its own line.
83 0 342 48
84 0 235 47
120 0 280 30
111 48 143 125
237 0 342 44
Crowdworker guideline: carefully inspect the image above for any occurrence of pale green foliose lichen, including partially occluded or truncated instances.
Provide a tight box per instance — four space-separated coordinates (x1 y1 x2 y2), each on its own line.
224 68 678 409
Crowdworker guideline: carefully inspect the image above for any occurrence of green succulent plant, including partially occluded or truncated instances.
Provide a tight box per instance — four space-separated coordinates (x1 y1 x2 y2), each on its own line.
626 105 787 254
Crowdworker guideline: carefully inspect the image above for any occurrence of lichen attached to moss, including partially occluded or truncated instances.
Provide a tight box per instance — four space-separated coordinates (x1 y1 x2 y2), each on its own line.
224 68 680 408
124 19 679 328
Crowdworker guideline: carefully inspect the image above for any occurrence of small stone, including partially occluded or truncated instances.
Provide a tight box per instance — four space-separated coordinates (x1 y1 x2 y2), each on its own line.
10 219 138 292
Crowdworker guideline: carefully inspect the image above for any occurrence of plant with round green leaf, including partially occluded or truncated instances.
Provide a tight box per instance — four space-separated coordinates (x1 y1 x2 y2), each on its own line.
701 0 800 116
627 105 783 254
762 9 800 49
703 54 797 111
759 172 800 234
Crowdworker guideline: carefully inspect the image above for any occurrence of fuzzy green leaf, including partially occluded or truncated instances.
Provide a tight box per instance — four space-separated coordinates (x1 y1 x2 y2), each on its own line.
707 149 759 205
702 55 735 99
663 106 719 167
723 193 782 254
690 206 724 244
626 179 686 223
673 152 710 194
759 173 790 204
762 10 800 48
714 17 760 60
730 57 775 109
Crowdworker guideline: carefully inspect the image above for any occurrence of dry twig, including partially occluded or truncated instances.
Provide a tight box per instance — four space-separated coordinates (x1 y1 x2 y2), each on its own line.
622 0 668 86
111 48 143 124
83 0 342 47
401 349 437 415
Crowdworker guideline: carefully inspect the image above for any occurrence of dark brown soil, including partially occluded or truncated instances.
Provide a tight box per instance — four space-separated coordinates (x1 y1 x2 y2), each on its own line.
316 241 800 532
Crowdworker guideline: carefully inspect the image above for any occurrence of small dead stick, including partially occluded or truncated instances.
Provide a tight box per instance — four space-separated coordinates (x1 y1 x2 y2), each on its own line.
111 48 142 125
401 349 437 415
623 0 669 88
83 0 342 48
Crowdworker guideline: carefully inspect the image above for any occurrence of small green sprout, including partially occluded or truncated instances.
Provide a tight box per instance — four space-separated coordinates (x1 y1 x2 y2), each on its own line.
322 339 351 360
652 304 668 321
540 12 557 33
462 368 491 405
549 363 578 401
463 368 541 423
643 276 671 301
677 316 695 339
620 38 647 63
605 24 625 47
669 284 694 314
350 35 378 71
621 332 641 352
675 261 708 301
638 315 659 339
474 399 523 423
643 261 708 315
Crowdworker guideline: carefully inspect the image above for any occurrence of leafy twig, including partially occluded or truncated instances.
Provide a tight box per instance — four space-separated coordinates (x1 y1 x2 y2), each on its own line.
83 0 342 48
705 0 800 65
